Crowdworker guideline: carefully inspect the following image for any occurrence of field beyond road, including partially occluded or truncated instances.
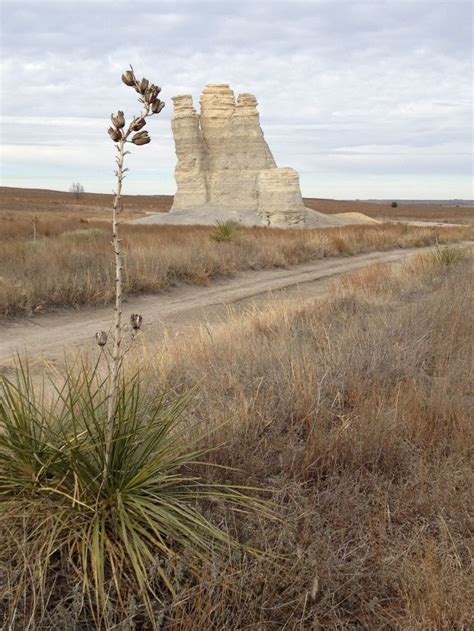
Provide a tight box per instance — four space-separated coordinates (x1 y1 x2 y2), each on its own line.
0 185 472 317
0 244 456 365
1 186 473 223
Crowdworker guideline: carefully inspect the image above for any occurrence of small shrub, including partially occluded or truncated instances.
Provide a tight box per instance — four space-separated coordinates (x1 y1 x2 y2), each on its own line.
60 228 108 243
430 244 465 266
332 234 351 254
69 182 85 199
210 220 243 242
391 201 398 208
27 239 48 251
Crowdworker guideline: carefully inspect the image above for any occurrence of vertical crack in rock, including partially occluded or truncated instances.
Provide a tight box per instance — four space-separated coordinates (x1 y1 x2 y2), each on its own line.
171 83 307 227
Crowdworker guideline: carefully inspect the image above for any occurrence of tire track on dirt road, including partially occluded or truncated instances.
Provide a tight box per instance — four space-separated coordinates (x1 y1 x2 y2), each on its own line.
0 244 467 367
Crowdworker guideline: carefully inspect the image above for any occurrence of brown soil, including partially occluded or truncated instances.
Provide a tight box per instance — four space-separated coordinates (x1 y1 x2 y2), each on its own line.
304 197 474 222
0 187 173 220
1 187 472 222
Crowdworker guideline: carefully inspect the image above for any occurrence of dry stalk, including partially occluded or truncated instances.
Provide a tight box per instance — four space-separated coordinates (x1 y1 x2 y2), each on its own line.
32 215 39 241
102 67 165 473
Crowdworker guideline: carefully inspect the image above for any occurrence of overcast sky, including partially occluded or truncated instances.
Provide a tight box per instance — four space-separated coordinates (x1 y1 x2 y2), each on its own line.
1 0 472 199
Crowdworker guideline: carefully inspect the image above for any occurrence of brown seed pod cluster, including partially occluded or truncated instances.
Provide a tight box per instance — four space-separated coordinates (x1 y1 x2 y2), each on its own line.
95 331 108 347
130 313 143 331
107 67 165 146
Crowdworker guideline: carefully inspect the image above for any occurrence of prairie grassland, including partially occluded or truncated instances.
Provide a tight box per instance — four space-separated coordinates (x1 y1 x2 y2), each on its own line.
0 186 170 222
1 248 472 628
304 197 474 222
143 247 472 629
0 219 472 317
2 186 472 223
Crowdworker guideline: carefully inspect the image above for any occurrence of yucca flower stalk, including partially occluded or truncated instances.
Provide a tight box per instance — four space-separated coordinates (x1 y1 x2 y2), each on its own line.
0 67 271 630
106 67 165 473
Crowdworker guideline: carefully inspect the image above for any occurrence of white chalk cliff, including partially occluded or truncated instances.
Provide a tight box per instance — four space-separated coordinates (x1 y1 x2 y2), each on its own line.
169 84 313 227
133 84 378 229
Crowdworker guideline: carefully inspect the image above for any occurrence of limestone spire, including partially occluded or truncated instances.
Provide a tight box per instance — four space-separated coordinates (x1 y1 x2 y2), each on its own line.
171 95 208 209
170 83 307 226
234 94 276 168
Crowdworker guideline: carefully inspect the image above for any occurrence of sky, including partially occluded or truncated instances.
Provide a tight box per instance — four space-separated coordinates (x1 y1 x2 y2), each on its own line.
0 0 472 199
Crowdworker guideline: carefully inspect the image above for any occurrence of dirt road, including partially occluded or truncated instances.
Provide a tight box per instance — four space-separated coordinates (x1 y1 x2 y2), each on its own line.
0 245 452 367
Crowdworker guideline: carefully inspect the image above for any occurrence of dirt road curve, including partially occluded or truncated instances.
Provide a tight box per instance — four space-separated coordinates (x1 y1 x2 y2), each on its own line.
0 245 453 367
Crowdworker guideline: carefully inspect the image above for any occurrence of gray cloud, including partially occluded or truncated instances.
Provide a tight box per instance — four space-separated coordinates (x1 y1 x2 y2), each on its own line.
1 0 472 198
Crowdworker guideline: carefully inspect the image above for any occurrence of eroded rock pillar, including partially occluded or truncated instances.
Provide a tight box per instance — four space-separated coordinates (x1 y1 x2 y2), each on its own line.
258 168 306 227
199 84 236 208
171 95 208 210
231 93 276 210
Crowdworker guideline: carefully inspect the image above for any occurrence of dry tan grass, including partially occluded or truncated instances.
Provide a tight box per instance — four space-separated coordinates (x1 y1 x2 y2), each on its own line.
305 197 474 222
1 248 472 628
135 248 472 629
2 186 472 223
0 220 472 317
0 186 171 220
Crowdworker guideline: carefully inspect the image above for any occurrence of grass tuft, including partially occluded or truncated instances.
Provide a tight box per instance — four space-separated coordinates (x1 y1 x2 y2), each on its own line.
430 243 466 266
210 220 243 242
60 228 109 243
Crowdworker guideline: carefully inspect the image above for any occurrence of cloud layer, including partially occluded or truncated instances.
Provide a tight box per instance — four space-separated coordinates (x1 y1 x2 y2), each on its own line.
1 0 472 198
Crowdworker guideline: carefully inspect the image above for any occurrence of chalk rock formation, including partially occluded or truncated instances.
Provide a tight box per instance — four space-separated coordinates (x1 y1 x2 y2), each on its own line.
171 95 207 209
258 168 306 227
130 84 378 229
170 83 308 226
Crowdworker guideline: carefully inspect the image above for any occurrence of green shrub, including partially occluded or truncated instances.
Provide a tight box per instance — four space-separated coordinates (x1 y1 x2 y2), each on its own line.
0 360 264 628
210 220 243 242
60 228 108 243
430 244 466 266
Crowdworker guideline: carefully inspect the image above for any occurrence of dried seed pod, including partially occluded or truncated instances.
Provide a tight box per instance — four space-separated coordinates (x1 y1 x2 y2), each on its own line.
131 131 151 145
145 85 158 103
133 135 151 146
130 117 146 131
130 313 143 330
151 99 165 114
121 70 135 86
111 110 125 129
108 126 122 142
139 78 149 94
95 331 108 346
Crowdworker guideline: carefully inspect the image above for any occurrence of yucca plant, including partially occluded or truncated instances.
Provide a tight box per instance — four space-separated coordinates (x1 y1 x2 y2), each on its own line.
0 69 268 629
210 219 244 242
0 360 265 627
